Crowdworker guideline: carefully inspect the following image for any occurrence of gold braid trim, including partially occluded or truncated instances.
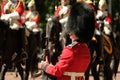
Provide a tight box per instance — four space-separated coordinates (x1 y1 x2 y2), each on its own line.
14 1 21 11
10 1 21 12
103 35 113 55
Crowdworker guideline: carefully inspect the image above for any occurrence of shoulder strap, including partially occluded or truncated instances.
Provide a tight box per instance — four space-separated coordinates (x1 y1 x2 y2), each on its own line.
68 41 78 48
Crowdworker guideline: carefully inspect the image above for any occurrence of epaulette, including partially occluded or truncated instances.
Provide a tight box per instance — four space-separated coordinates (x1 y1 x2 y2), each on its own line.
68 41 78 48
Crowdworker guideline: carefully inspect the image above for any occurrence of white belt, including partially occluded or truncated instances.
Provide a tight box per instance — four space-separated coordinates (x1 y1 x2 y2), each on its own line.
63 72 84 80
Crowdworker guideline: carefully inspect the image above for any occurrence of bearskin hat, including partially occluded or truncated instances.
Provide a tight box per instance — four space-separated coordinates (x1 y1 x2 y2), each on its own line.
64 2 95 43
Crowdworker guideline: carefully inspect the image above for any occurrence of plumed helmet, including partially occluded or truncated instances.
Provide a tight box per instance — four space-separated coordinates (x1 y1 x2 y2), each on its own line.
27 0 35 8
85 0 93 4
98 0 107 10
64 2 95 43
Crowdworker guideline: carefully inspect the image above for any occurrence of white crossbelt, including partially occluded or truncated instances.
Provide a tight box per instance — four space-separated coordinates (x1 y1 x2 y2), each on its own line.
63 72 84 80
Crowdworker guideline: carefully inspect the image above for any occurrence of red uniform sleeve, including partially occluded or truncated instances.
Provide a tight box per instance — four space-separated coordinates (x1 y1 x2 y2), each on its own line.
15 1 24 16
55 6 61 17
33 13 40 23
105 13 112 25
45 47 74 77
1 0 6 15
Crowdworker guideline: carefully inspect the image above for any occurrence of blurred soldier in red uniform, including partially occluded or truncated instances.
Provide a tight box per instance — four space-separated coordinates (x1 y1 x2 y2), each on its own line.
55 0 71 27
38 2 95 80
95 0 113 80
0 0 24 30
22 0 40 33
96 0 112 35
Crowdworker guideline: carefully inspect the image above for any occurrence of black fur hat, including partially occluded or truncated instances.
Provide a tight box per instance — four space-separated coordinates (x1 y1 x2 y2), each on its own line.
64 2 95 43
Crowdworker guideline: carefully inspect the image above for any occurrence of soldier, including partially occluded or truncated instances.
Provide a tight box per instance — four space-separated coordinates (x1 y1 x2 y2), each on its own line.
0 0 24 30
95 0 113 57
23 0 40 33
38 2 95 80
95 0 114 80
55 0 71 27
96 0 112 35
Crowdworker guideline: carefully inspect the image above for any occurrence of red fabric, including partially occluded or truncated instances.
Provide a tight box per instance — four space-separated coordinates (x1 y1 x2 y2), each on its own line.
23 11 40 23
105 13 112 25
95 22 99 28
45 42 90 80
32 13 40 23
96 12 112 28
55 6 61 17
22 11 28 22
1 1 24 25
15 1 24 16
22 11 40 29
55 5 71 19
1 0 6 15
15 1 24 25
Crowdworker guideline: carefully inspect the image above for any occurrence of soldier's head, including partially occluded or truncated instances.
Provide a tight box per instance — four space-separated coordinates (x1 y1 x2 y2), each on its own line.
60 0 70 6
27 0 35 10
64 2 95 43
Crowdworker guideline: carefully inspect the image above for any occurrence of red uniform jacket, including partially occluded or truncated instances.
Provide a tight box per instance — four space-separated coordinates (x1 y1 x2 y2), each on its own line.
96 11 112 28
55 5 71 19
23 11 40 23
1 1 24 25
55 6 61 17
44 41 91 80
1 0 6 16
13 1 24 25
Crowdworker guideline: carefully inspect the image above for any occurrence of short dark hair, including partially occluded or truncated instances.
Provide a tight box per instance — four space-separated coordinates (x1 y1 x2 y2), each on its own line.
65 2 95 43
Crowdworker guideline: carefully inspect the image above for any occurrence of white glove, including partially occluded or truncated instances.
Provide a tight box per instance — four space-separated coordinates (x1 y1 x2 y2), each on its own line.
95 28 101 35
1 12 19 20
104 26 111 35
104 20 109 25
1 14 10 21
10 23 19 30
59 17 68 24
8 12 20 19
25 21 37 30
47 17 52 21
96 11 103 19
32 28 39 32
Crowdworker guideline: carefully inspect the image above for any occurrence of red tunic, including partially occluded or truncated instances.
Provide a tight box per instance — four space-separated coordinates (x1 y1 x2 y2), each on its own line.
1 0 6 16
55 6 61 17
45 42 91 80
105 13 112 25
1 1 24 25
14 1 24 25
55 5 71 19
23 11 40 23
96 11 112 28
22 10 40 29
